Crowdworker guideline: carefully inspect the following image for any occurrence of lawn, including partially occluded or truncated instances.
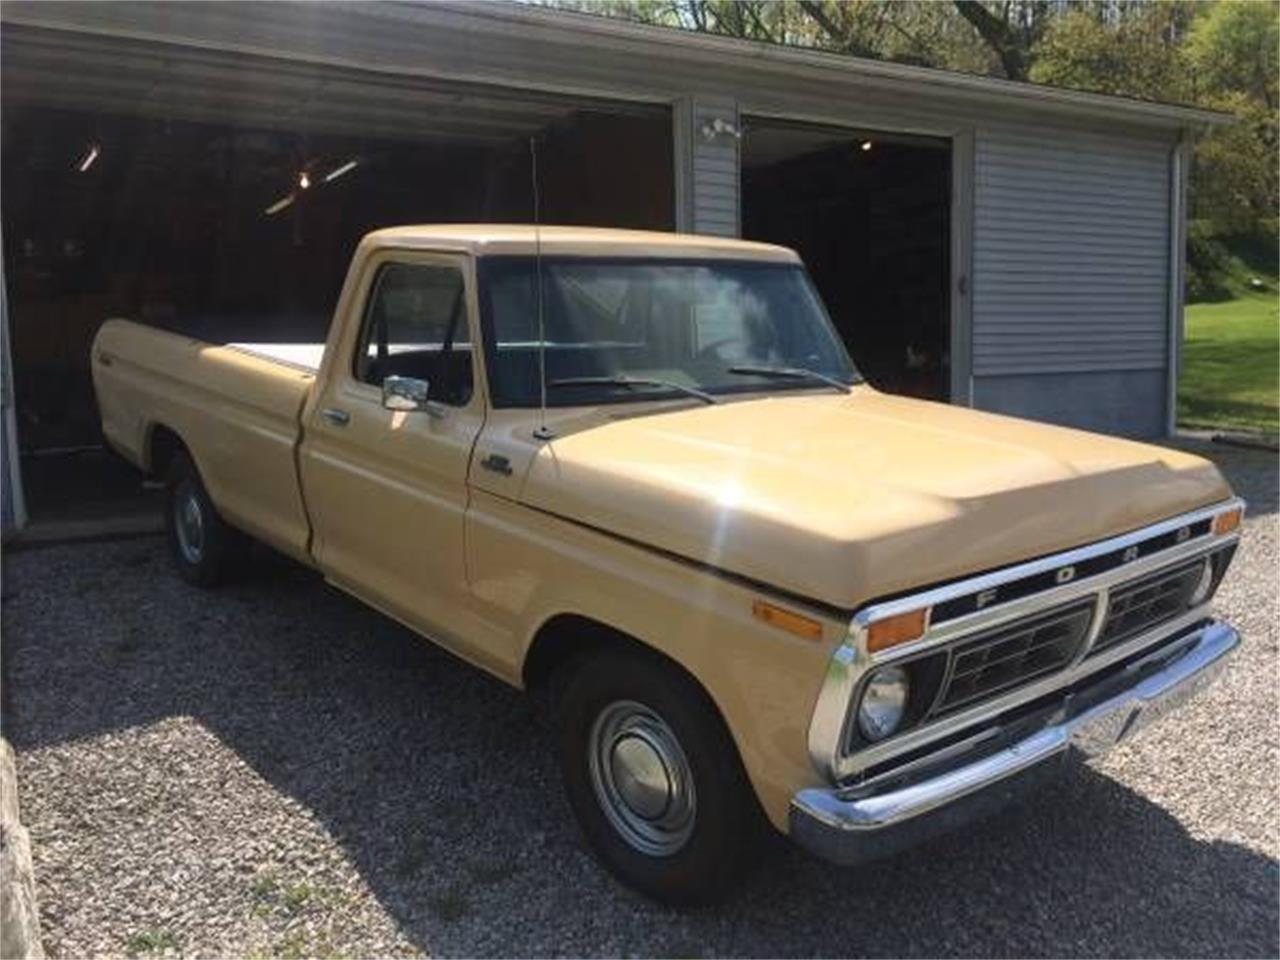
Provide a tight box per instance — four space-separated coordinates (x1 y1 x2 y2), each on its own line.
1178 289 1279 436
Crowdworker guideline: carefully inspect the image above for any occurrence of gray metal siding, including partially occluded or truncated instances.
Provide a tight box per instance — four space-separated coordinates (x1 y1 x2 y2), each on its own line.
974 369 1166 438
690 96 739 237
972 125 1172 377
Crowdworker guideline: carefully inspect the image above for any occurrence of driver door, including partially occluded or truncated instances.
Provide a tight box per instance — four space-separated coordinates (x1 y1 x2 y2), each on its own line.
299 250 484 647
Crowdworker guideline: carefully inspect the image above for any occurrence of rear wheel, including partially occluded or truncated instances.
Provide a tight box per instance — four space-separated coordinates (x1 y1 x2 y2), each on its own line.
165 452 245 586
554 647 761 906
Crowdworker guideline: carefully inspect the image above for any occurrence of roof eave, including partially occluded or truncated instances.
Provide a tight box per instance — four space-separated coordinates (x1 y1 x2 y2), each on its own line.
441 2 1233 129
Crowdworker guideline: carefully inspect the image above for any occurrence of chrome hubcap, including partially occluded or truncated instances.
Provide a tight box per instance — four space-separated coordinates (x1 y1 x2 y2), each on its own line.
588 700 695 856
175 488 205 564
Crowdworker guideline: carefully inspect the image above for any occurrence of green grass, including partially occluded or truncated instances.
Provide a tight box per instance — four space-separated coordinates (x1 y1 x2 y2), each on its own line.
1179 228 1278 437
1179 289 1279 436
124 928 182 957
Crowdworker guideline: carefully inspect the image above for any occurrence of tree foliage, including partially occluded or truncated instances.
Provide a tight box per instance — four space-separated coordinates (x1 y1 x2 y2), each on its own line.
1183 2 1279 233
1029 3 1197 101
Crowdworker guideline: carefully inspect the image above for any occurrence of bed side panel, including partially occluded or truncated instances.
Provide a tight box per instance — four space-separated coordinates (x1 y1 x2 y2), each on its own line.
92 319 315 561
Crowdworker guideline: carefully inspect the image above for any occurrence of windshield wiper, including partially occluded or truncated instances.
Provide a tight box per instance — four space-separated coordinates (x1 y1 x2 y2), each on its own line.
727 365 855 393
548 376 719 405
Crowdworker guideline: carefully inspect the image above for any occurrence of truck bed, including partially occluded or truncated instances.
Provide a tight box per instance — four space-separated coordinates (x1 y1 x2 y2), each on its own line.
91 319 317 562
143 313 329 374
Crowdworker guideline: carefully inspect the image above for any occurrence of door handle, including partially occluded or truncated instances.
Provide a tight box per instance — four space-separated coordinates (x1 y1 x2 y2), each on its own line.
321 407 350 426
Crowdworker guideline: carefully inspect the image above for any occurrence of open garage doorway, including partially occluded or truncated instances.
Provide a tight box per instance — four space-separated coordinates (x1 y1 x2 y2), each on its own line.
741 118 951 401
1 33 673 524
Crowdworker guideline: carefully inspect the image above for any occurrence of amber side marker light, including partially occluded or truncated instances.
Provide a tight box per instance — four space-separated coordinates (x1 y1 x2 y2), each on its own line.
867 608 930 653
752 600 823 640
1213 506 1244 536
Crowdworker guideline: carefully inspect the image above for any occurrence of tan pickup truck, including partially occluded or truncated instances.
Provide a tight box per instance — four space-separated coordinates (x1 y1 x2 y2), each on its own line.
93 225 1244 904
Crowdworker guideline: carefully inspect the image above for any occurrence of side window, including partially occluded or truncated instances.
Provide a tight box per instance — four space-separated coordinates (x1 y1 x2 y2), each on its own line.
355 262 473 405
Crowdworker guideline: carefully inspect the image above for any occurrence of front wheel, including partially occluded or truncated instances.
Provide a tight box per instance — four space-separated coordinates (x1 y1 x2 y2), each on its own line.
165 452 245 587
554 648 762 906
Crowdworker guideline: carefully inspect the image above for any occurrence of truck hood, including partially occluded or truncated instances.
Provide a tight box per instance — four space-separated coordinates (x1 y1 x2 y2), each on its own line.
520 387 1232 611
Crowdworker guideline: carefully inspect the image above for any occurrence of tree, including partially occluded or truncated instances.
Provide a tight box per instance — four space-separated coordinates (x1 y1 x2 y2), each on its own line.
952 1 1053 80
1186 0 1278 110
1029 3 1197 102
1185 1 1278 230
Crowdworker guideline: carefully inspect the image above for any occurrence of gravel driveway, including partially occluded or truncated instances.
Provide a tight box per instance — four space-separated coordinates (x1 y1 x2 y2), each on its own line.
3 439 1277 958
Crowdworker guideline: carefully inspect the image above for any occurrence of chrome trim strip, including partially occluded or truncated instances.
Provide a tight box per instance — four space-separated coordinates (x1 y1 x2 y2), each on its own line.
794 620 1238 835
807 497 1244 782
1074 589 1113 665
839 726 1004 799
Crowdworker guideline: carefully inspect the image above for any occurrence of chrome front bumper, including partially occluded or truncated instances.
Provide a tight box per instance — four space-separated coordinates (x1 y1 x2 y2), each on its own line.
790 619 1239 865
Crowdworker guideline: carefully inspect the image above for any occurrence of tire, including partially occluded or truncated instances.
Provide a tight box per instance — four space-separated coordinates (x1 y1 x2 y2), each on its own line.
165 452 245 587
554 647 762 906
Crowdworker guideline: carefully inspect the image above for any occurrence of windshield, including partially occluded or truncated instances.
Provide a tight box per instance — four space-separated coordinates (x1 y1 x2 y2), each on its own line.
478 257 860 407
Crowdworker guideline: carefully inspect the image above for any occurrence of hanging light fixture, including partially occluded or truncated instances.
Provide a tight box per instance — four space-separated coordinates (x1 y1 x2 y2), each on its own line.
322 159 359 184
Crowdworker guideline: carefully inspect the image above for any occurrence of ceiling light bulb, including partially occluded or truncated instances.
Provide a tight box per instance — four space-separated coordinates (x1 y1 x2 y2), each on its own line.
298 171 311 190
860 140 873 152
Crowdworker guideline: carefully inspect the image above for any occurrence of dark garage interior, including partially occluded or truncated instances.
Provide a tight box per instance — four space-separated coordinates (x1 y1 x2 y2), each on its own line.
1 33 673 523
742 118 952 401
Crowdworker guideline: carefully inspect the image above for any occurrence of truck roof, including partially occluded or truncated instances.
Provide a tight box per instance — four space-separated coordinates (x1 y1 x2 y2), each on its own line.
362 225 801 262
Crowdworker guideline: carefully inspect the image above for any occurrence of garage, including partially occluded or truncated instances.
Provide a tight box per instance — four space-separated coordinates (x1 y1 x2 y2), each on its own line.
0 1 1225 536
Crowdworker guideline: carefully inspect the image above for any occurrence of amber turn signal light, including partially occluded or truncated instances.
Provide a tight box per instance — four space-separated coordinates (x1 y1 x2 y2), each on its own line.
1212 506 1243 536
752 600 823 640
867 608 929 653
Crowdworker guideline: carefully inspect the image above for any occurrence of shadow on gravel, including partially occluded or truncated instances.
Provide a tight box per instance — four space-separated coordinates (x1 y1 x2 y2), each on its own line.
4 444 1276 957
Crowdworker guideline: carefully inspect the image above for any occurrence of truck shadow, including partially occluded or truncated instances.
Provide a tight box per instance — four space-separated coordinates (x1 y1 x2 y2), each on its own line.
4 533 1277 958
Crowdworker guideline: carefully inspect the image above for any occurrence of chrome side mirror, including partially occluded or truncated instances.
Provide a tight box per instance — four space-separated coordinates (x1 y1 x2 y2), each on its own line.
382 375 430 412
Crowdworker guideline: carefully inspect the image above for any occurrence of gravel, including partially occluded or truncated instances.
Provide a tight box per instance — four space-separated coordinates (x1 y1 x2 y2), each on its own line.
3 438 1276 958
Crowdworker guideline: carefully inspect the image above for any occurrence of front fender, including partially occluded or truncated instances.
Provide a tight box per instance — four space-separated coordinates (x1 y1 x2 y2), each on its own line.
466 489 845 830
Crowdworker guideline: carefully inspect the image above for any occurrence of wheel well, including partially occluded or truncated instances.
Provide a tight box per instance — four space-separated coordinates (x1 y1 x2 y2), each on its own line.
524 614 699 693
147 425 186 480
523 614 620 690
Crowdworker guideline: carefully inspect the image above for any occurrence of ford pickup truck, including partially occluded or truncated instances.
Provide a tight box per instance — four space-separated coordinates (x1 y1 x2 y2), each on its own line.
92 226 1244 905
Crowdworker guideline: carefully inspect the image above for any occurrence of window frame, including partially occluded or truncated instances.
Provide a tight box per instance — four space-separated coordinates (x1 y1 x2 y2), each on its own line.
351 257 475 407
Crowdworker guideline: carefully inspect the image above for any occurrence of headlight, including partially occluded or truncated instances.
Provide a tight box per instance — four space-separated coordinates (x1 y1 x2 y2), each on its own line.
857 666 910 742
1188 558 1215 607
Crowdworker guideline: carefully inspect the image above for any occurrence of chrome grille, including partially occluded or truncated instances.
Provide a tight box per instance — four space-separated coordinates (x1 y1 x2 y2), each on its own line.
932 600 1094 715
1092 559 1206 656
